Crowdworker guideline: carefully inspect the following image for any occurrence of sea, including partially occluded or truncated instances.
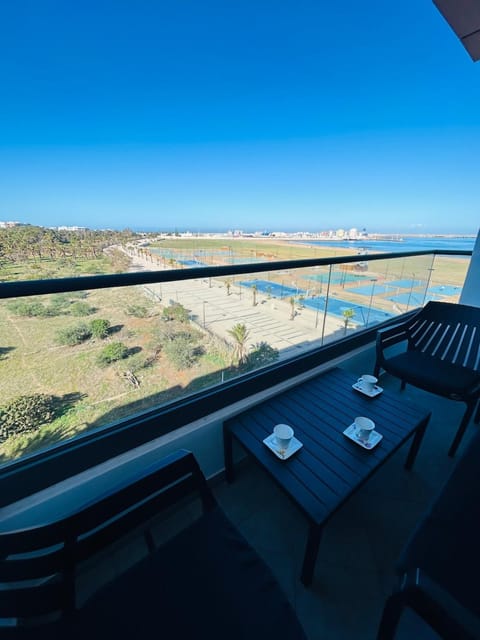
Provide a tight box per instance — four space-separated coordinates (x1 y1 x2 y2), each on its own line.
292 236 476 254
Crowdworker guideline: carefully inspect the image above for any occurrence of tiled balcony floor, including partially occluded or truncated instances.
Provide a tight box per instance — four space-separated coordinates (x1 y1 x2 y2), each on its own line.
213 375 476 639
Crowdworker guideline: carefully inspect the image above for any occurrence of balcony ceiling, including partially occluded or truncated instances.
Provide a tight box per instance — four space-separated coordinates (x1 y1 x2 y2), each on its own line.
434 0 480 61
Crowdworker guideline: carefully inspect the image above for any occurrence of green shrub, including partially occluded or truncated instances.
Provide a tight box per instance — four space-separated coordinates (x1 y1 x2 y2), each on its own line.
163 333 203 369
154 322 178 344
97 342 129 366
0 394 56 442
70 301 95 316
124 353 154 373
49 294 72 314
162 303 189 323
126 305 149 318
6 299 51 317
6 294 93 318
245 341 279 370
90 318 111 339
55 323 92 346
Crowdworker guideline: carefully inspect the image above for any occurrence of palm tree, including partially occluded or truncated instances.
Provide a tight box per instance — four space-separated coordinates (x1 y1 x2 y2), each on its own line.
342 308 355 335
289 297 295 320
227 323 250 366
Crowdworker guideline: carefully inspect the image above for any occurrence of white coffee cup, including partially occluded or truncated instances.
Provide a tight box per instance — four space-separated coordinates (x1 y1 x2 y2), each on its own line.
273 424 294 450
354 416 375 442
357 374 378 392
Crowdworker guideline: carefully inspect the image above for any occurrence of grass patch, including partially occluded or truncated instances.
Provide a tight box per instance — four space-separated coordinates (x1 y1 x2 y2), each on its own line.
0 284 229 461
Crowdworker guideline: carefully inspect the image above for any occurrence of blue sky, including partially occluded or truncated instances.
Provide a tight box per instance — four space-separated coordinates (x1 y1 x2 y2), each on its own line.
0 0 479 234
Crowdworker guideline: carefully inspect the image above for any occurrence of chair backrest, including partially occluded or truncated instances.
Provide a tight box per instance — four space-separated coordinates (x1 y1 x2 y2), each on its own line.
405 302 480 371
0 518 75 621
0 449 215 624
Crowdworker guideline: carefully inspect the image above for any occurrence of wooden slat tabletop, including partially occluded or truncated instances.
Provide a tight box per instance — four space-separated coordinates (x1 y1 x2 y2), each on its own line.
225 367 431 526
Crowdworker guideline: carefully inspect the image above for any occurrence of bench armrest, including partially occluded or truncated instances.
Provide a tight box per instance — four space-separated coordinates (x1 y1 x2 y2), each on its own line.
377 568 480 640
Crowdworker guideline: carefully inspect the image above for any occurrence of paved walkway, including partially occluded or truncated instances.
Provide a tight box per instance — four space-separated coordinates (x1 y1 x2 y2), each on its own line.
126 250 351 361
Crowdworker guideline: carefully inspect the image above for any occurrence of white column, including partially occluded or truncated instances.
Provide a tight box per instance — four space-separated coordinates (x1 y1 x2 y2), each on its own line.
459 229 480 307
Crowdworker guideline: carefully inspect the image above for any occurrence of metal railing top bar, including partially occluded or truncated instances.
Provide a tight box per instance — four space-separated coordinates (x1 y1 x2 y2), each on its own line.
0 249 472 299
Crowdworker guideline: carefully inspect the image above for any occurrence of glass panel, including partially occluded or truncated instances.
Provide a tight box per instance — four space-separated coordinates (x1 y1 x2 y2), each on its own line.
354 254 436 317
0 249 470 464
0 286 176 461
430 254 469 303
146 236 321 267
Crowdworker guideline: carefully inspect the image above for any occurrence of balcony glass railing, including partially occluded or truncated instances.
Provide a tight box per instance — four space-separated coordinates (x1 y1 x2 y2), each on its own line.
0 248 471 465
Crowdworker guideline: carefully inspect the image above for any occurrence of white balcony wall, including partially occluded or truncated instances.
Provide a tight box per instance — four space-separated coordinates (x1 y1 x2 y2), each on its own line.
460 229 480 307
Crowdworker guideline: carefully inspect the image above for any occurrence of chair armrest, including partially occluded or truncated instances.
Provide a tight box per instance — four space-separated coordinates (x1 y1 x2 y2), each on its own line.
469 377 480 396
374 322 410 377
378 568 480 640
376 322 409 352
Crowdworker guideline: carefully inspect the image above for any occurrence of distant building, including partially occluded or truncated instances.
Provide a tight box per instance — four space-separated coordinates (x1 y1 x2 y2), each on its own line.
0 220 23 228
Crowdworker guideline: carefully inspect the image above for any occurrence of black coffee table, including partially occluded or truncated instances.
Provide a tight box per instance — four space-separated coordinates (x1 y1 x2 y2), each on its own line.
223 367 431 586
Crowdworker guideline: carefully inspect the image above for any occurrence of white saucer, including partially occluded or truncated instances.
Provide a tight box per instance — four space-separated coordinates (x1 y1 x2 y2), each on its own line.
263 433 303 460
343 423 383 450
352 382 383 398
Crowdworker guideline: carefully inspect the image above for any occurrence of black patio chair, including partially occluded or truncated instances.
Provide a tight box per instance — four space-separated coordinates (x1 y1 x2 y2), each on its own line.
374 301 480 456
0 449 306 640
376 429 480 639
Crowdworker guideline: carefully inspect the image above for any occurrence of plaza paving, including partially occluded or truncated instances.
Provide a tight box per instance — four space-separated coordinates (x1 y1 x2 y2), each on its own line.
127 250 351 360
143 276 347 361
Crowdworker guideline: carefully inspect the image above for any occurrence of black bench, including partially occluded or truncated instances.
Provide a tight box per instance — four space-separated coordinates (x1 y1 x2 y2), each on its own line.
376 429 480 639
0 450 306 640
374 301 480 456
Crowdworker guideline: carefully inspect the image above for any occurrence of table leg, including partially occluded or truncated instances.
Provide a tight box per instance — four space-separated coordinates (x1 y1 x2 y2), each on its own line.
404 413 430 470
223 424 235 484
301 523 323 587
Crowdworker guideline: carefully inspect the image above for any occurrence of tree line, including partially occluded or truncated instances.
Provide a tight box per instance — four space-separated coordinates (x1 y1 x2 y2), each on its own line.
0 225 136 263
